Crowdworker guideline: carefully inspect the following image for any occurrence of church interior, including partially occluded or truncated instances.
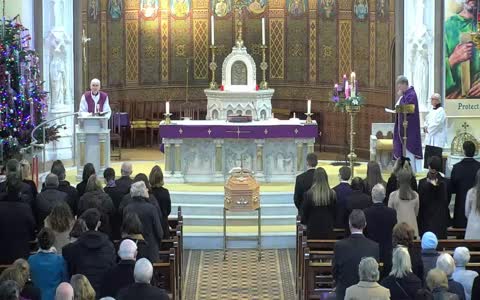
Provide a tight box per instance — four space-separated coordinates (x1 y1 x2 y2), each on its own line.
2 0 480 299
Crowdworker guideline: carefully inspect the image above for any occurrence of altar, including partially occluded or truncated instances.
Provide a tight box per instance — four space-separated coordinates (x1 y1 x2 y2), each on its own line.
160 119 317 183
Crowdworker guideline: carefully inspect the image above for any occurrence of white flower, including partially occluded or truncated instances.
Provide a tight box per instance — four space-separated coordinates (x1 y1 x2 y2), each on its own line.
352 99 359 105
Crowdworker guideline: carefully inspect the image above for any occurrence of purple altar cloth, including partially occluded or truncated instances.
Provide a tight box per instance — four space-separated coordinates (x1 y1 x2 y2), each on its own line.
113 112 130 127
159 121 318 139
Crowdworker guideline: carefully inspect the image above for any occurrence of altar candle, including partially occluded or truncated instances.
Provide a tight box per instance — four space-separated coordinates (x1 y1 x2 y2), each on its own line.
307 99 311 114
211 15 215 45
261 18 266 45
166 101 170 114
334 83 339 93
350 72 356 97
345 80 349 94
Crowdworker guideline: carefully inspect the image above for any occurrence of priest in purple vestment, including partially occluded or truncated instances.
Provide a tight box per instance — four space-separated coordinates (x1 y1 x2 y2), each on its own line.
393 75 423 172
79 78 112 119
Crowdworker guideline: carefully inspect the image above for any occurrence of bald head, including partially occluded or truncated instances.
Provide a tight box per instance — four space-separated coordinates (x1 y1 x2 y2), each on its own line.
121 162 133 177
118 239 138 260
134 258 153 284
55 282 74 300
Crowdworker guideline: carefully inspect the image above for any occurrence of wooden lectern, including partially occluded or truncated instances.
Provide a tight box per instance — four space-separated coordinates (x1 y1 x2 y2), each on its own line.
395 104 415 157
76 115 110 180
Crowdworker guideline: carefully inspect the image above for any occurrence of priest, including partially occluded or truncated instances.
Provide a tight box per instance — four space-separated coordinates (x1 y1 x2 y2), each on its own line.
79 78 112 119
393 75 422 172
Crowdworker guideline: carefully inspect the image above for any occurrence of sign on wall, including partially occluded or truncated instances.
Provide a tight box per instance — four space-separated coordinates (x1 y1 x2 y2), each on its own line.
445 0 480 116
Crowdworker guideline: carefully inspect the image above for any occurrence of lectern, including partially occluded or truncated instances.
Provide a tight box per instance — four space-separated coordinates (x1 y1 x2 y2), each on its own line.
76 115 110 180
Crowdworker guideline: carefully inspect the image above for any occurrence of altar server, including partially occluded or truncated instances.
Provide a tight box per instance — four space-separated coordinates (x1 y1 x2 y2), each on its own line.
79 78 112 119
424 93 447 148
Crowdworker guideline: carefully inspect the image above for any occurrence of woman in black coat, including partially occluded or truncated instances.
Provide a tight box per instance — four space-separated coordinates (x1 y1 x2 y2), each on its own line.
381 246 422 300
76 163 95 197
417 156 450 239
300 167 336 239
123 182 163 262
149 166 172 219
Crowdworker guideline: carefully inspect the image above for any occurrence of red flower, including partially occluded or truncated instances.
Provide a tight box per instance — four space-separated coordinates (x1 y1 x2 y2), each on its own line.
220 85 224 91
256 85 260 91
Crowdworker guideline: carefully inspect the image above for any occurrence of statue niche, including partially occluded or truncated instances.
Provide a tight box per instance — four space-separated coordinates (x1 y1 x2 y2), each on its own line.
231 61 248 85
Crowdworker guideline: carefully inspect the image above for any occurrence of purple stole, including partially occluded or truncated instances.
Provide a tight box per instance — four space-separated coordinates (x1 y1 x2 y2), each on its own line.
84 91 108 113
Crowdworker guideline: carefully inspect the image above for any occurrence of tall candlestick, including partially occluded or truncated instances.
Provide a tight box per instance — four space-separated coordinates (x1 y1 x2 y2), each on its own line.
307 99 311 114
166 101 170 114
211 15 215 45
261 17 266 45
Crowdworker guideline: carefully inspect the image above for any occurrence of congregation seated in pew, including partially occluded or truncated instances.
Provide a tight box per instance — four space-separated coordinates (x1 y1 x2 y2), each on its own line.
0 158 182 300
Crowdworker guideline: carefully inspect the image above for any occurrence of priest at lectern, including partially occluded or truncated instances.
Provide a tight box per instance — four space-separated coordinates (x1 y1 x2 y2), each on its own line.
393 75 422 172
79 78 112 119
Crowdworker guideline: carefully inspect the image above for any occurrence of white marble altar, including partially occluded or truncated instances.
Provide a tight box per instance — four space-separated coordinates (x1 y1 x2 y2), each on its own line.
205 44 274 120
160 119 317 183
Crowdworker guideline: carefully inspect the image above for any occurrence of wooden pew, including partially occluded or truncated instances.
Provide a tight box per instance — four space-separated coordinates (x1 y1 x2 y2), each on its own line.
152 248 177 300
302 248 480 300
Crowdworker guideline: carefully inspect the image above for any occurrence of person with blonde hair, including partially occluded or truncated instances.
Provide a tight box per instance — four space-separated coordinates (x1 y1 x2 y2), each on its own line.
70 274 95 300
0 259 41 300
437 253 466 300
19 159 37 199
300 167 336 239
344 257 390 300
423 268 460 300
380 246 422 299
386 157 418 202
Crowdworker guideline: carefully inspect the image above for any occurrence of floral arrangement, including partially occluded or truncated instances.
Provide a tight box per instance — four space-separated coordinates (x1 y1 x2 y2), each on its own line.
331 72 365 111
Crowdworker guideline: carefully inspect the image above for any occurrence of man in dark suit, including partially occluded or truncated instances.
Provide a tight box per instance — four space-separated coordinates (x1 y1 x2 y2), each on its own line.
63 208 116 295
100 239 137 298
49 160 79 215
333 166 352 228
116 258 169 300
364 184 397 277
450 141 480 228
333 209 379 300
34 173 69 228
345 177 372 233
293 153 317 213
116 162 134 195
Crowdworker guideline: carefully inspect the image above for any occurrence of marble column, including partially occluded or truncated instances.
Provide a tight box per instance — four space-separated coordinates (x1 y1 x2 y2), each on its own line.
296 141 304 173
254 139 265 181
174 141 183 178
164 143 172 176
42 0 75 162
214 139 224 178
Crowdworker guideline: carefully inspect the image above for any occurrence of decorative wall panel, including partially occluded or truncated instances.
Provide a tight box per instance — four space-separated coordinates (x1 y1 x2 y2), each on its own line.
338 20 351 82
269 18 284 80
352 2 369 89
124 18 138 85
140 19 160 84
286 18 308 82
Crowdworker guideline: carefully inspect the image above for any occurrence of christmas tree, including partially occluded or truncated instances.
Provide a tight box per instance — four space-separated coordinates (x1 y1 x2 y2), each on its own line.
0 16 48 160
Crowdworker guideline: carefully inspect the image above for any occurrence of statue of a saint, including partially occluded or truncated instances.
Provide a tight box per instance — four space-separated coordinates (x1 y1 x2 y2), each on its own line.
377 0 386 18
247 0 265 15
215 0 229 17
109 0 123 20
49 33 68 108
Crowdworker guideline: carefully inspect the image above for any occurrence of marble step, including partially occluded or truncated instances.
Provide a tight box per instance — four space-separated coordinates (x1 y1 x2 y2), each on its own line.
171 203 296 216
184 232 296 249
170 191 294 205
181 214 296 226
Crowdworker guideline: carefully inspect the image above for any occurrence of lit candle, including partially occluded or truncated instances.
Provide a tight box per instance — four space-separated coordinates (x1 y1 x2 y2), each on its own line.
334 83 339 92
261 17 266 45
211 15 215 45
166 101 170 114
345 80 349 94
307 99 311 114
350 72 356 97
